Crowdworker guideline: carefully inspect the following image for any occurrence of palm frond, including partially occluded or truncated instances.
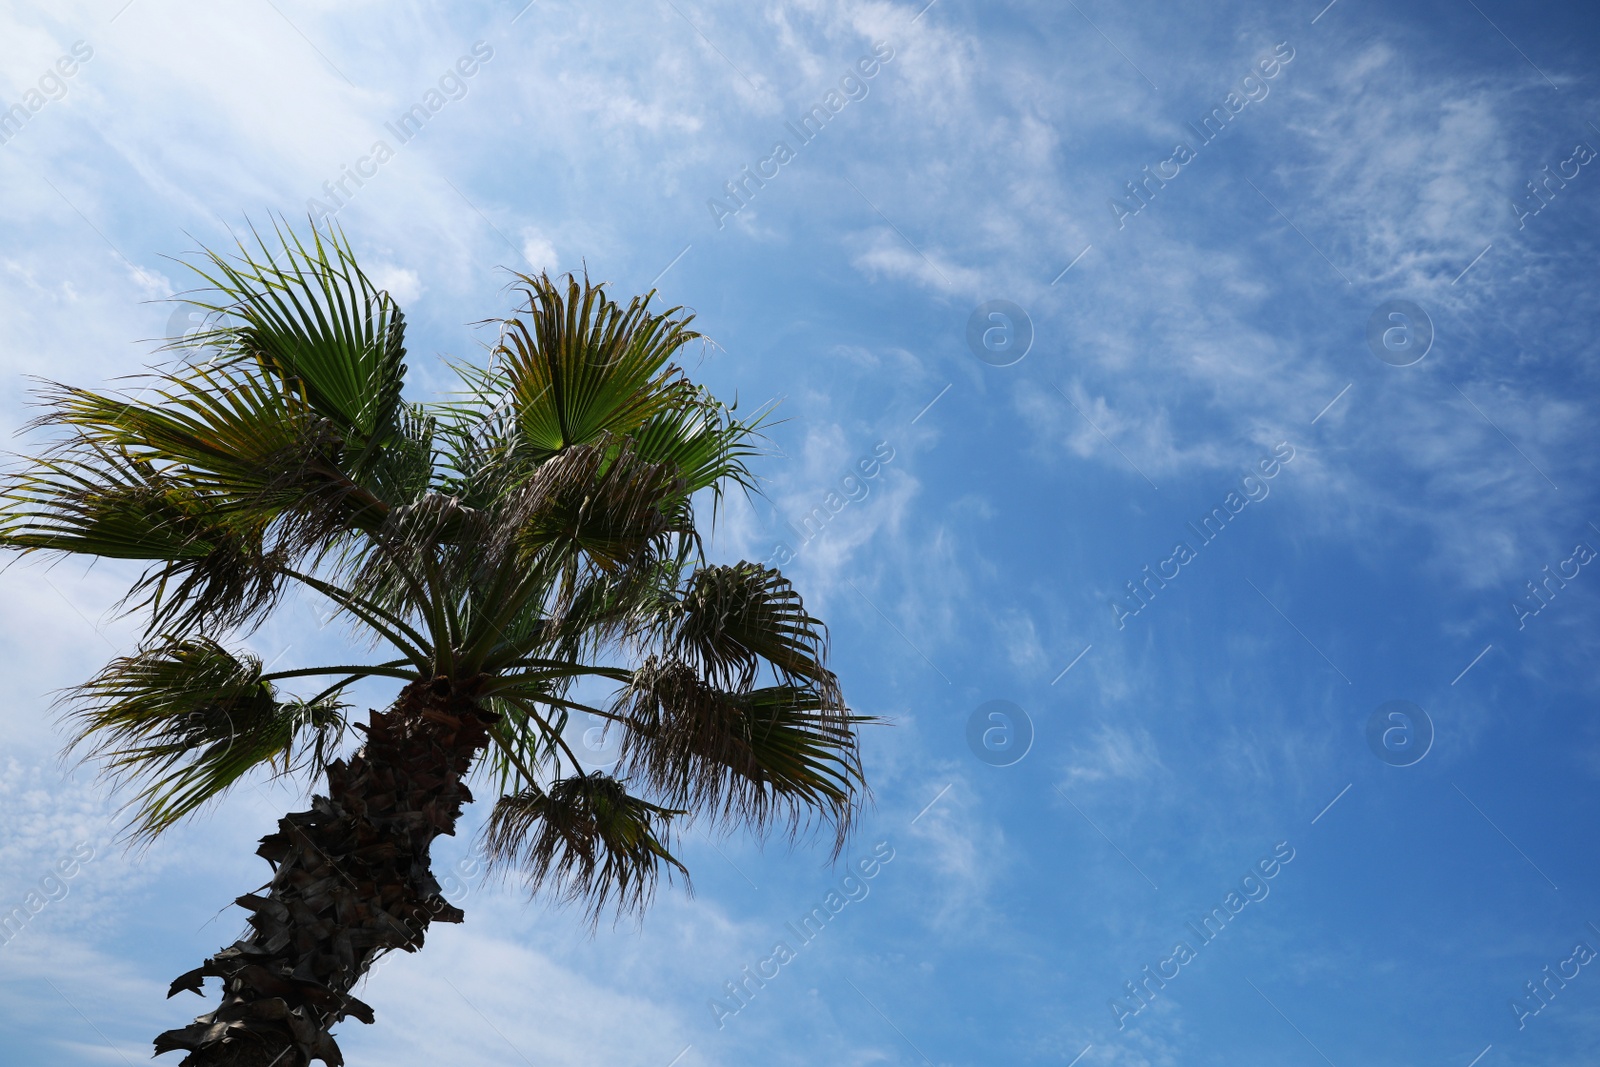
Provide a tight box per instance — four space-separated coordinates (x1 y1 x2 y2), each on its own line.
0 442 284 635
32 359 396 570
628 386 772 516
364 402 436 507
176 218 410 461
660 562 838 699
35 367 317 505
441 440 686 674
477 696 567 796
497 438 685 572
615 658 871 854
483 772 687 924
427 357 523 511
63 637 350 841
492 272 701 466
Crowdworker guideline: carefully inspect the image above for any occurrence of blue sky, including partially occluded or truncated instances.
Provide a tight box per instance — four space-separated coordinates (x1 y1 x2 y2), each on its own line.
3 0 1600 1064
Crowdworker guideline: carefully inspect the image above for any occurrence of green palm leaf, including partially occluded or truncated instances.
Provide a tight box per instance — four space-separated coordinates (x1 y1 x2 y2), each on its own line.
484 772 687 924
0 442 282 634
494 272 700 463
614 658 871 854
663 562 837 696
179 220 409 455
627 385 771 510
64 637 349 841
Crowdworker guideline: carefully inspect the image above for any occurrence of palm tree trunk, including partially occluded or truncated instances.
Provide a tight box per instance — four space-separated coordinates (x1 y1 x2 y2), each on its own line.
155 677 493 1067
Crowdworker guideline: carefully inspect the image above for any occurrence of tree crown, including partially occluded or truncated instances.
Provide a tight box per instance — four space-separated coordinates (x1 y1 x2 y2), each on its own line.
0 221 871 920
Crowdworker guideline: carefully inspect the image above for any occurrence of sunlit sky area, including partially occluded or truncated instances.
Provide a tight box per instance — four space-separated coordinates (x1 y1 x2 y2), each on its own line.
4 0 1600 1064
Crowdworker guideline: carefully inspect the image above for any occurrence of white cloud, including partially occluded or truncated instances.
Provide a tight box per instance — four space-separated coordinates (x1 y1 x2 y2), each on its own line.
1060 722 1165 788
899 772 1009 932
849 227 983 296
520 229 559 274
347 925 700 1067
369 263 423 303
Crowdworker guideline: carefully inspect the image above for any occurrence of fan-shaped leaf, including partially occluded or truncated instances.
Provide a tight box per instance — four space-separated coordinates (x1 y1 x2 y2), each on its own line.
483 772 686 923
64 637 349 841
615 658 869 853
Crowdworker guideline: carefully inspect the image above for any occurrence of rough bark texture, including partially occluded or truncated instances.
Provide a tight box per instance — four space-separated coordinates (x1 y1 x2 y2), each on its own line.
155 678 492 1067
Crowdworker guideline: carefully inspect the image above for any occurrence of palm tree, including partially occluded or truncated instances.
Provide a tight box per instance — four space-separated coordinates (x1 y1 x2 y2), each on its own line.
0 223 871 1067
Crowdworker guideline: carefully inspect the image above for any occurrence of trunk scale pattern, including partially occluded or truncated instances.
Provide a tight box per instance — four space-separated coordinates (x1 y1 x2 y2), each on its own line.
155 679 491 1067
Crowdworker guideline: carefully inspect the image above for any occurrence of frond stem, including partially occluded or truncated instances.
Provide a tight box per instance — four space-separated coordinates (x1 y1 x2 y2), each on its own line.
259 662 419 685
284 569 433 670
